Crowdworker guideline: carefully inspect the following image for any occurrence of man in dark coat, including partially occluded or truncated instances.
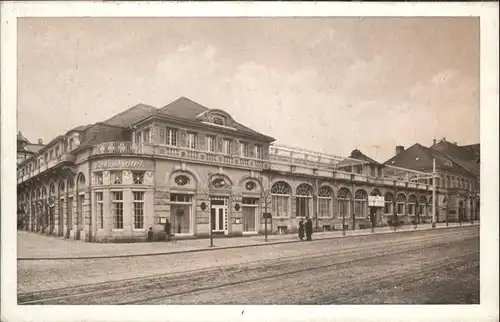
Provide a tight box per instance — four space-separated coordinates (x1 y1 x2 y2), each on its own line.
305 217 313 241
164 219 172 242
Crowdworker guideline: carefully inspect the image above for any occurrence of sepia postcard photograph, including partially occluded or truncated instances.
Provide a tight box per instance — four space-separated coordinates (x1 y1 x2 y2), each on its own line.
1 2 498 322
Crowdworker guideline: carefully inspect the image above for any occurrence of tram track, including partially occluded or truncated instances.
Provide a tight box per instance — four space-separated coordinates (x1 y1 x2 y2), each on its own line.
18 229 478 305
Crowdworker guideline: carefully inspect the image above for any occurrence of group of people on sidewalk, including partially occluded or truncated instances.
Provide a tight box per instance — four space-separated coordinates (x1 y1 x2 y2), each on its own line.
298 217 314 241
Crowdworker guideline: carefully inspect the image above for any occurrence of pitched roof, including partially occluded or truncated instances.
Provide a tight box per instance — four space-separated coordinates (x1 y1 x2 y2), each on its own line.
156 97 275 141
383 143 473 176
103 103 157 128
349 149 382 165
158 97 209 120
17 131 29 143
431 141 480 176
337 149 381 168
25 143 44 154
67 124 93 133
79 123 127 147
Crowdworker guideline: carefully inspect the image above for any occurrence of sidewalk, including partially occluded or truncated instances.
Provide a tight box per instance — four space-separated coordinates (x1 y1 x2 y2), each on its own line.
17 222 478 260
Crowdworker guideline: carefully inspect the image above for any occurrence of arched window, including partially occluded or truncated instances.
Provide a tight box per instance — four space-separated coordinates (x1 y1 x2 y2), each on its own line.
384 192 393 214
41 187 47 199
318 186 334 218
408 195 417 215
295 183 313 218
370 188 381 196
337 187 351 219
77 173 86 188
59 180 65 194
354 189 367 218
397 193 407 215
271 181 291 218
419 196 427 216
50 183 56 196
68 177 75 191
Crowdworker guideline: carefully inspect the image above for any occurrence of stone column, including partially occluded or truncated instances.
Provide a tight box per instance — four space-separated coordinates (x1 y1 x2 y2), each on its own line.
53 198 59 236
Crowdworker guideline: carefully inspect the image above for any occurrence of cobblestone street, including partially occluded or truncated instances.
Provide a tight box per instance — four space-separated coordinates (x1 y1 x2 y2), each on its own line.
18 225 479 304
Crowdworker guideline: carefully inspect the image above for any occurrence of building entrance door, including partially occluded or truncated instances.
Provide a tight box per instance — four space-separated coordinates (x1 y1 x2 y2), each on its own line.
210 197 228 234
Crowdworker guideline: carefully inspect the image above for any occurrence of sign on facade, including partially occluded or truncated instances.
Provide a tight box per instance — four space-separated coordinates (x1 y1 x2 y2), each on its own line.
368 196 385 207
93 159 145 169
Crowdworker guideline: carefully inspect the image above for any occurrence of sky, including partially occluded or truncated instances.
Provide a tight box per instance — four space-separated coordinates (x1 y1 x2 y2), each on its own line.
17 17 480 162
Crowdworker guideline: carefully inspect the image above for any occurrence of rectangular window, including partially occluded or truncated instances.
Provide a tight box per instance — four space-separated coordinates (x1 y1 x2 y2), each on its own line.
338 199 349 219
240 142 249 157
132 171 145 184
186 132 197 149
166 127 178 146
49 150 54 160
69 138 74 151
384 202 393 214
295 197 310 218
254 144 262 159
133 191 145 230
159 128 166 144
55 146 60 157
223 139 232 155
143 128 150 143
271 195 289 218
111 191 123 229
318 197 331 218
135 132 141 145
95 192 104 229
397 202 405 215
94 172 103 185
44 153 48 164
206 135 216 152
408 204 415 215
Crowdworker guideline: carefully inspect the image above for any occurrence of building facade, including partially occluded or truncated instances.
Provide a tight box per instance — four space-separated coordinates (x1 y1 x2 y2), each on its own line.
384 139 480 224
17 97 438 242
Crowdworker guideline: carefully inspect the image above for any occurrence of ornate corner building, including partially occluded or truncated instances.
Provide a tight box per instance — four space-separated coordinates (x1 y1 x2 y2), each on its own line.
16 97 479 242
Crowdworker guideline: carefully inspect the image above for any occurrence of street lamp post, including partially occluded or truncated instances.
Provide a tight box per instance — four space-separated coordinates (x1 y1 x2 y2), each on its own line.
393 180 398 232
432 158 437 228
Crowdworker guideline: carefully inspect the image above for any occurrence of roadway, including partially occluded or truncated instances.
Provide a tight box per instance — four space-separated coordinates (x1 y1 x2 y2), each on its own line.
18 225 479 305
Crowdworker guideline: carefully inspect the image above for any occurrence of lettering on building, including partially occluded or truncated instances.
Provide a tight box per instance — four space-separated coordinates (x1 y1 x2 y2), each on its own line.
94 159 145 169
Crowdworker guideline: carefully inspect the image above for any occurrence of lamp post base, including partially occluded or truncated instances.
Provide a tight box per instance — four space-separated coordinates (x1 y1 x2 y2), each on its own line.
432 222 436 228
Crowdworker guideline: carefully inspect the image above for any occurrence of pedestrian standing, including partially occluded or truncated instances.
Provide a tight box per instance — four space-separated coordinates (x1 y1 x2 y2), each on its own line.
298 219 305 240
164 219 171 242
305 217 313 241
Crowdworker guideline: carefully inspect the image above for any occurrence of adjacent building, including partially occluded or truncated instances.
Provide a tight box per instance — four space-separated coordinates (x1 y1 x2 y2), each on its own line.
17 131 44 165
384 138 480 223
17 97 441 242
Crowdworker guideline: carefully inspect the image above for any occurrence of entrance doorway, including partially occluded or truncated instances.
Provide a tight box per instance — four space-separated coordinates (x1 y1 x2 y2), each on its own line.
210 197 228 234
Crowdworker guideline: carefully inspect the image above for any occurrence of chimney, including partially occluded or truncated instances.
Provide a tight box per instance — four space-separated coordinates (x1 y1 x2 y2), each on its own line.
442 137 446 142
396 145 405 155
432 138 436 145
38 139 43 145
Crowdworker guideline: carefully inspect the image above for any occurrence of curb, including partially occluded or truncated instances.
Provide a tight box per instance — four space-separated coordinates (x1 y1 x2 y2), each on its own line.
17 224 479 261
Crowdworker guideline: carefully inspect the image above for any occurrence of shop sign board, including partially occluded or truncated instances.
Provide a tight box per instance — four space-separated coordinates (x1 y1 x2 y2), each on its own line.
368 196 385 207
